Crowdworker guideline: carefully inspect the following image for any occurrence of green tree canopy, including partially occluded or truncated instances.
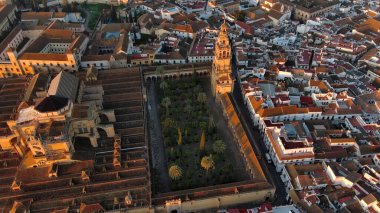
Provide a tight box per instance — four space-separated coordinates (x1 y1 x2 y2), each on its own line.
160 80 169 91
161 97 171 115
213 140 226 154
197 92 207 104
162 117 175 129
168 164 182 180
184 103 192 115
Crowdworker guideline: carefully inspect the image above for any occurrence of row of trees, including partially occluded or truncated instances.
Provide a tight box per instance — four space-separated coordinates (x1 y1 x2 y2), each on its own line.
160 80 208 116
169 155 215 181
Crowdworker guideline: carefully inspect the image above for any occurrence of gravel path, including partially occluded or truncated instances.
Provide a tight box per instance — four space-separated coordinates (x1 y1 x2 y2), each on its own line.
147 82 170 193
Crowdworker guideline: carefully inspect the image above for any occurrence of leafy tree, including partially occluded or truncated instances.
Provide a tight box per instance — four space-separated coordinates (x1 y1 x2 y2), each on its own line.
169 164 182 180
161 97 171 115
193 85 202 93
234 11 246 21
160 80 168 95
177 128 182 145
162 117 175 129
185 98 191 104
197 92 207 104
184 103 192 115
201 155 215 172
199 130 206 151
213 140 226 154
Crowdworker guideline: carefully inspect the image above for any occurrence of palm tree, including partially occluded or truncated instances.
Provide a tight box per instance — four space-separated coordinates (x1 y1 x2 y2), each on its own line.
197 92 207 104
201 155 215 172
199 130 206 151
162 117 175 129
160 80 169 95
213 140 226 154
199 121 207 130
161 97 171 115
168 165 182 180
177 128 182 145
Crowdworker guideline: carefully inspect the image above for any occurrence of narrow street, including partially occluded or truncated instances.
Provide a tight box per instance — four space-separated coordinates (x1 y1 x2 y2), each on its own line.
230 84 288 206
230 49 288 206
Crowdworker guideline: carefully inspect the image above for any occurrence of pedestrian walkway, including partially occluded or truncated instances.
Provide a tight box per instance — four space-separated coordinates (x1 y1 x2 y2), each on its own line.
147 82 170 193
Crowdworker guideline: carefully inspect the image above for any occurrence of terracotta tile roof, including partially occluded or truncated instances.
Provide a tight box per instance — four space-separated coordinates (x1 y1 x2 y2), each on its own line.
190 20 209 32
52 12 66 19
71 34 88 50
43 29 74 39
257 105 322 117
268 9 283 20
248 95 264 112
21 12 52 25
174 24 194 33
79 203 104 213
19 53 69 61
328 138 356 144
362 193 377 205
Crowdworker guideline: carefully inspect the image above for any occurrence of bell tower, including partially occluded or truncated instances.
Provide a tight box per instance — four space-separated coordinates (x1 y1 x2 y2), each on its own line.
211 20 233 100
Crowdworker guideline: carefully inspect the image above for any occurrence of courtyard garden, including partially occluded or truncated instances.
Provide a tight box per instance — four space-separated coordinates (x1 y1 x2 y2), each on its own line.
155 78 242 191
82 3 109 30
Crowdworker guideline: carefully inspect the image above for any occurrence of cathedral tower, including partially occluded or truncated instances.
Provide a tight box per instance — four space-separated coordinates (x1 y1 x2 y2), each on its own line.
211 21 233 99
